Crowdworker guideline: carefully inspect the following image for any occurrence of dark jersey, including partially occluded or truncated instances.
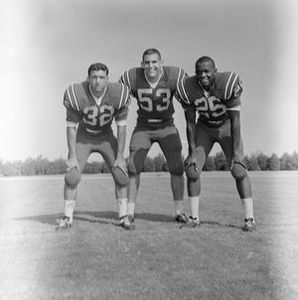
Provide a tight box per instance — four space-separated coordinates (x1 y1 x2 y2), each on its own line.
177 72 242 127
63 81 130 136
120 66 188 129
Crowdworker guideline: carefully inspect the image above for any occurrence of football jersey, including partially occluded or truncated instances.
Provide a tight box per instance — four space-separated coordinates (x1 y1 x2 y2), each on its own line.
177 72 243 127
120 66 188 129
63 81 130 136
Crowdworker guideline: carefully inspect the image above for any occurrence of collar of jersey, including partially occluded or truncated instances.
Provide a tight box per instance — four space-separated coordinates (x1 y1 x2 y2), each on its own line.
89 84 107 106
144 68 164 89
197 80 214 98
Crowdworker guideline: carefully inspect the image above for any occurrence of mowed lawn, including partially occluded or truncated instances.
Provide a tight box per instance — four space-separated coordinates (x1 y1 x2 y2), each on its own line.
0 171 297 300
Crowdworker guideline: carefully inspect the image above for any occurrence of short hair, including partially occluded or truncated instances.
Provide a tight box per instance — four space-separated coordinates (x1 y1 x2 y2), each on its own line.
87 63 109 76
142 48 162 61
195 56 216 70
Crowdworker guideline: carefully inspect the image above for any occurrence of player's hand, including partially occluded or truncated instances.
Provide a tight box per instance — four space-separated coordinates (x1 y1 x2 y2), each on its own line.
113 158 127 173
184 154 198 171
66 157 80 172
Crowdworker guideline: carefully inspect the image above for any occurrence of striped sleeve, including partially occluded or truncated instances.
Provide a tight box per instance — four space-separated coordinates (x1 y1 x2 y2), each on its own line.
224 72 243 109
63 85 80 111
119 70 132 91
118 83 131 110
115 84 130 126
63 86 81 124
175 73 191 106
224 72 243 99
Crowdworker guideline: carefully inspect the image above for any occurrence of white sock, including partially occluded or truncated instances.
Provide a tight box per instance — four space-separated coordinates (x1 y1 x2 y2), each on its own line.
241 197 254 219
127 203 135 217
190 196 200 221
174 200 183 216
117 198 128 218
64 200 75 223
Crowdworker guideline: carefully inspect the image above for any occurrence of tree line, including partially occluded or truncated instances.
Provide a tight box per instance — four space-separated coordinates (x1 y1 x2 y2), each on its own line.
0 151 297 177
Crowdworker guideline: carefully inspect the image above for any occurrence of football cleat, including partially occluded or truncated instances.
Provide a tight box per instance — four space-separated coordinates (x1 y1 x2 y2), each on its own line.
119 214 135 230
180 216 200 228
242 218 256 232
55 216 72 230
175 213 188 224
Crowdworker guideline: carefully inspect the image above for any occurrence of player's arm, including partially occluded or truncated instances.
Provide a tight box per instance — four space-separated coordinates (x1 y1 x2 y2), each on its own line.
225 73 244 167
184 107 198 168
113 84 130 171
227 108 242 167
63 88 81 171
66 124 80 171
114 124 127 171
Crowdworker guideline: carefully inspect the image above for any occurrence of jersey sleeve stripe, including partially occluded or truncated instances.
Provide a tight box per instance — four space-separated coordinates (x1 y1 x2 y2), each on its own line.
66 121 78 127
176 72 191 104
118 84 125 109
68 85 80 111
118 84 130 109
119 72 125 84
228 74 239 99
120 70 131 91
124 86 131 106
115 119 127 126
224 73 234 99
226 105 241 111
66 87 75 110
225 72 239 100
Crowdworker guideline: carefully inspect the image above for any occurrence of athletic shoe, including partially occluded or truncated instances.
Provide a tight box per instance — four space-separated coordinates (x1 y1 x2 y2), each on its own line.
175 213 188 224
180 216 199 228
56 216 72 230
119 214 135 230
242 218 256 232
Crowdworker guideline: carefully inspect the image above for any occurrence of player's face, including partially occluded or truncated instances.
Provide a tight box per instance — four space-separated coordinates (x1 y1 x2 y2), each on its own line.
142 53 163 80
88 70 109 94
196 61 217 89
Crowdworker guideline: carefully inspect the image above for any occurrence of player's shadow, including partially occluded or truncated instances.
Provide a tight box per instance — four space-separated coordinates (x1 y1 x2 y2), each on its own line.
15 212 242 230
199 220 242 230
77 211 174 225
14 210 174 227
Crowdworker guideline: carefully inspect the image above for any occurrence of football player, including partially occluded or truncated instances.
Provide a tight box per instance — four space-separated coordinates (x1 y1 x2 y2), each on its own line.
56 62 132 230
176 56 256 231
119 48 188 228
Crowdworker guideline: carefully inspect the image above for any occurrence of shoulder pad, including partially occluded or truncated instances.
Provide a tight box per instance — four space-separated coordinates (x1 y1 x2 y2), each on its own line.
216 72 242 99
64 82 87 111
107 82 130 109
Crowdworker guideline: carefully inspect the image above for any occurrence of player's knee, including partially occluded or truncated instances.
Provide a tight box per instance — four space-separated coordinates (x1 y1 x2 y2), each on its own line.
168 161 184 176
185 164 202 180
64 168 82 187
231 162 247 180
127 159 141 176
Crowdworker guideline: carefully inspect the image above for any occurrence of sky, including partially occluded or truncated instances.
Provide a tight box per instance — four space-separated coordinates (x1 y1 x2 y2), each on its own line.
1 0 298 162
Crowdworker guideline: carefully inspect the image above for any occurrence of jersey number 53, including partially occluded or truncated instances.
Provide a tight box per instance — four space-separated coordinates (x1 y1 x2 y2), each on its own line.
137 88 171 112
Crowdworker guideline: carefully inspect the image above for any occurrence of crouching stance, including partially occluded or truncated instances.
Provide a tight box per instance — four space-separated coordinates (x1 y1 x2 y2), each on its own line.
119 48 188 228
56 62 131 230
176 56 256 232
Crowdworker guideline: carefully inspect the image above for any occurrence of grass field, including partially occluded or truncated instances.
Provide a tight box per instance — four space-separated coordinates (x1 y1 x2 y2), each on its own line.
0 171 297 300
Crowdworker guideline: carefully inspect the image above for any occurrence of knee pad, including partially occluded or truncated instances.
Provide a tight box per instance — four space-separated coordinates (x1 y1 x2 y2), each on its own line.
112 166 129 186
185 164 201 180
231 162 247 180
64 168 82 187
